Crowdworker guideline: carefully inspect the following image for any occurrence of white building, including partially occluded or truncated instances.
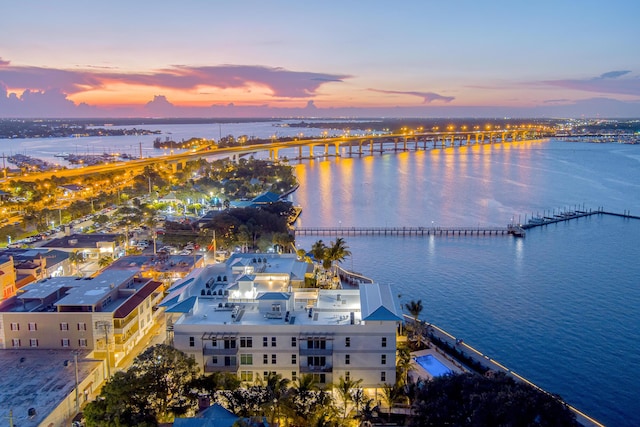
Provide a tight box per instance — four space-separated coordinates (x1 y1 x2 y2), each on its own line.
161 253 403 390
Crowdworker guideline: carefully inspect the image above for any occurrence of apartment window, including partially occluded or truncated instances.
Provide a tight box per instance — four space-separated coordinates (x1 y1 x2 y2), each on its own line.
211 338 217 347
10 323 19 331
12 338 21 348
271 337 277 347
223 338 236 349
30 338 39 347
345 371 350 381
189 337 195 347
240 371 253 382
61 339 70 347
381 355 387 365
212 356 218 364
263 336 268 347
345 337 350 347
271 354 277 364
307 338 326 349
345 354 350 365
291 354 297 365
60 322 69 331
28 322 37 331
382 337 387 348
291 337 297 347
312 373 326 384
292 371 297 381
381 372 386 382
77 322 87 331
240 337 253 348
263 354 269 364
240 354 253 365
79 338 87 347
263 371 269 379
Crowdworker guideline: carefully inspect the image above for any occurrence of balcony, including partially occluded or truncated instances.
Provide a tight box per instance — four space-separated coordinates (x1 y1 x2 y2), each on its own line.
203 346 238 356
204 363 238 373
300 364 333 373
299 347 333 356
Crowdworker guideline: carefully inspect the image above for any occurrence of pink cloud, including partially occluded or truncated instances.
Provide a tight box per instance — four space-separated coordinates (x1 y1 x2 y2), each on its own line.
542 71 640 96
0 61 349 98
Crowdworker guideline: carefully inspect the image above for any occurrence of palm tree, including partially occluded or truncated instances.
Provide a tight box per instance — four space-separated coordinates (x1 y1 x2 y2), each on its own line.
333 376 363 424
327 237 351 272
68 250 85 276
381 383 406 421
98 256 113 269
263 372 289 425
405 299 425 349
396 345 413 386
311 240 327 264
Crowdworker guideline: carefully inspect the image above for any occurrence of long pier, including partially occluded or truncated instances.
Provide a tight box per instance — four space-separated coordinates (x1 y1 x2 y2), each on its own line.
521 207 640 229
294 208 639 239
294 226 514 237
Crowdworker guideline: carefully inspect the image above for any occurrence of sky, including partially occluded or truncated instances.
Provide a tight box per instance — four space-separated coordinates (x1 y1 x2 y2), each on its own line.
1 0 639 118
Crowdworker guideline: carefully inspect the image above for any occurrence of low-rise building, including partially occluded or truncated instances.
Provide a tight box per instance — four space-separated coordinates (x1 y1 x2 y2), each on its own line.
161 253 402 391
40 233 120 261
107 253 204 290
0 270 164 369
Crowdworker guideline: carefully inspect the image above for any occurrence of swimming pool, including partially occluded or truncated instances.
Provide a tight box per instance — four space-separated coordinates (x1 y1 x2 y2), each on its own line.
414 354 453 377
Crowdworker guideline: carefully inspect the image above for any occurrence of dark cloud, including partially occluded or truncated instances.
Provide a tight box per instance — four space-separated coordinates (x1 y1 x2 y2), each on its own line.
0 61 349 98
368 88 455 103
542 71 640 96
597 70 630 79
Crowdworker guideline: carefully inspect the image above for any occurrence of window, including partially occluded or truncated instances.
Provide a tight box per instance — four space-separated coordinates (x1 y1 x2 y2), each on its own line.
79 338 87 347
240 354 253 365
10 323 19 331
291 354 297 365
263 336 268 347
381 355 387 365
224 338 236 349
381 372 386 382
189 337 195 347
263 354 269 364
30 338 38 347
308 356 326 367
12 338 21 348
291 337 297 347
345 337 350 347
240 371 253 382
292 371 297 381
382 337 387 348
263 371 269 379
60 322 69 331
28 322 37 331
240 337 253 348
61 339 70 347
77 322 87 331
271 337 277 347
312 373 326 384
345 371 350 381
212 356 218 364
271 354 277 364
345 354 350 365
307 338 326 349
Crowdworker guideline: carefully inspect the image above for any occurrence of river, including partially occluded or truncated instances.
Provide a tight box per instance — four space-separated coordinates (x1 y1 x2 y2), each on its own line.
5 122 640 426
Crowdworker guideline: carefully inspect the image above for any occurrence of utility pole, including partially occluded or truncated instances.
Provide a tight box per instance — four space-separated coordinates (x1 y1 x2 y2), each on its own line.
97 321 112 378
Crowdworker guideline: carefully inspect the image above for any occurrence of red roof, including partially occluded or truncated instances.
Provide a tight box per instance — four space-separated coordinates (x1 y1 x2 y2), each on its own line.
114 280 162 318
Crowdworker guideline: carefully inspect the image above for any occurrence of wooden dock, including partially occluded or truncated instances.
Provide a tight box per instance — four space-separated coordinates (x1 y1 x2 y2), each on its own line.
521 208 640 229
293 226 515 237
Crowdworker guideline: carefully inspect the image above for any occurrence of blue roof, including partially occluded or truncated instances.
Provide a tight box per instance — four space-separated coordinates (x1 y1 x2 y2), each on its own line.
159 295 180 308
360 283 403 322
165 296 198 313
168 277 194 292
252 191 280 203
173 404 239 427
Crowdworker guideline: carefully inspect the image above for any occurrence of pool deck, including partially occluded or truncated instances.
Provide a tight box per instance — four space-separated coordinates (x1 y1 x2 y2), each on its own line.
408 348 467 382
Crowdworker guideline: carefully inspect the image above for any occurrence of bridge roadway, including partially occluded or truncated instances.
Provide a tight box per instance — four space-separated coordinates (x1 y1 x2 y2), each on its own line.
4 129 545 183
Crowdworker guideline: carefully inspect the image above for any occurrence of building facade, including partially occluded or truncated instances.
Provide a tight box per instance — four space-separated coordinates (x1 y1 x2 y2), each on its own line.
162 253 402 390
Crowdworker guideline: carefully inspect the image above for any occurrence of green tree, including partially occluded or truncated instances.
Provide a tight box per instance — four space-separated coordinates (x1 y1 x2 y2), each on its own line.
404 300 424 348
326 237 351 271
68 250 85 276
332 376 363 424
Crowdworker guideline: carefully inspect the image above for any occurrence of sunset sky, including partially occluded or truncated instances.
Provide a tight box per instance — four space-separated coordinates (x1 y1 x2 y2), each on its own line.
1 0 639 118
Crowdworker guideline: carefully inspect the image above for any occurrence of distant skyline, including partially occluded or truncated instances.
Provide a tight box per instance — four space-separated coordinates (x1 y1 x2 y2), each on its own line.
1 0 639 118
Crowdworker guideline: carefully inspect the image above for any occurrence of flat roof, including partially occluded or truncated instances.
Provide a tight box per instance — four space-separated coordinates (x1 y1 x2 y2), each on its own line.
41 233 118 249
0 349 100 427
55 270 138 306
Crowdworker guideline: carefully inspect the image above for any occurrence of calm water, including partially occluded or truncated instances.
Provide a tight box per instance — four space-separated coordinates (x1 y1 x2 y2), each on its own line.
290 140 640 427
7 123 640 426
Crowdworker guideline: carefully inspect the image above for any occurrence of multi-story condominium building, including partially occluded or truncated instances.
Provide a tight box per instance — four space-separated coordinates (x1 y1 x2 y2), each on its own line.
0 270 164 367
162 253 403 390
